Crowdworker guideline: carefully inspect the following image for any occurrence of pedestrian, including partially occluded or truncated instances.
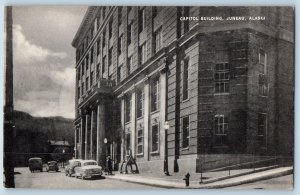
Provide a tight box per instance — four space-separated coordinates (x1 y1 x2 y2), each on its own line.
106 156 113 175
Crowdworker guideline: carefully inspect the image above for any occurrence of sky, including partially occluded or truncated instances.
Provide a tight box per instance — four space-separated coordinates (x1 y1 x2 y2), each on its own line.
12 6 87 118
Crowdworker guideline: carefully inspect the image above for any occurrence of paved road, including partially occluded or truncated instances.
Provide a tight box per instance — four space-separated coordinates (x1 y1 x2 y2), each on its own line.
14 167 159 189
225 174 293 190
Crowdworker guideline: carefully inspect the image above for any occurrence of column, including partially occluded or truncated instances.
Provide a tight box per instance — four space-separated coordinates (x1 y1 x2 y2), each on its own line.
144 79 150 161
160 71 167 160
90 110 95 160
85 114 90 160
80 117 84 159
74 127 77 159
120 97 125 161
96 104 106 166
131 90 136 156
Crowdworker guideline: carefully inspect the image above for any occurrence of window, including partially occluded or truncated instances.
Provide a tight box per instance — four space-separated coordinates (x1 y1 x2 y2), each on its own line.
102 31 106 48
137 126 144 154
78 87 81 98
151 124 159 152
215 63 230 93
86 56 89 70
182 116 190 148
125 96 131 123
154 27 162 53
118 35 123 54
86 77 89 91
96 63 100 78
81 82 84 94
259 82 268 97
214 114 228 146
102 56 106 74
140 43 147 64
183 7 190 33
90 48 94 64
109 19 113 39
127 56 133 75
182 58 189 100
90 26 94 38
139 8 145 33
90 71 94 87
128 6 132 13
128 23 133 45
136 88 144 118
96 39 100 56
259 49 267 74
81 63 84 76
108 47 113 66
102 7 106 19
150 77 160 112
258 113 267 147
117 64 123 83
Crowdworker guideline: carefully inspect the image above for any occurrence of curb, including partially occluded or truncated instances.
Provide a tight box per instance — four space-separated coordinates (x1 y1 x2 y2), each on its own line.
105 167 293 189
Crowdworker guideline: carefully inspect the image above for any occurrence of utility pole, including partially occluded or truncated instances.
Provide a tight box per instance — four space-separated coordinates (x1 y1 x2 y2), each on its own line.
4 6 15 188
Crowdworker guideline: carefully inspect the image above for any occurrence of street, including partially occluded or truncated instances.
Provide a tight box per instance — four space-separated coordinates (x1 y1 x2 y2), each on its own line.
14 167 159 189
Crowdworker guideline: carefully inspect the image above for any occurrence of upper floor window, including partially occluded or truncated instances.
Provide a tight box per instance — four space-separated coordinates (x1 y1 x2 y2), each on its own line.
137 125 144 154
102 7 106 20
118 35 123 54
90 71 94 87
154 27 162 53
118 7 123 26
128 22 133 45
182 116 190 148
102 55 106 74
215 63 230 94
183 7 190 34
128 6 132 13
259 49 267 74
139 8 146 33
81 63 84 76
96 39 100 56
90 48 94 64
152 6 158 18
117 64 123 83
139 43 147 64
127 56 133 75
109 19 113 39
136 88 145 118
259 81 268 97
182 58 189 100
151 123 159 152
85 56 89 70
150 77 160 112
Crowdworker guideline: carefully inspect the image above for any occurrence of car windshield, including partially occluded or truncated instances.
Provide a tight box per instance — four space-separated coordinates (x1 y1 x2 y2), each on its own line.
83 162 97 166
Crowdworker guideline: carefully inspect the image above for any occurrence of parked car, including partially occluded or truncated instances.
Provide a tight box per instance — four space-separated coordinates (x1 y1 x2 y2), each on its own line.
65 159 81 177
74 160 103 179
46 161 59 172
28 157 43 172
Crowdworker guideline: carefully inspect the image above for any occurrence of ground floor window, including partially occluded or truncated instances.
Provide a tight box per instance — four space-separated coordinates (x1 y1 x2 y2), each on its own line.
182 116 190 148
151 124 159 152
258 113 267 147
137 127 144 155
214 114 228 146
126 132 131 153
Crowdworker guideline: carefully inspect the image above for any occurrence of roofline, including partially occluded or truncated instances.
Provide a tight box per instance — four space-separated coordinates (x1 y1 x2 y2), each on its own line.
71 6 96 48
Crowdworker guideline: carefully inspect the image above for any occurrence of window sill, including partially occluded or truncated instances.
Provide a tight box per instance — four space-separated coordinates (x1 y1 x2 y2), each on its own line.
181 147 189 151
150 151 159 156
181 97 190 103
136 153 144 157
150 110 160 115
136 116 144 121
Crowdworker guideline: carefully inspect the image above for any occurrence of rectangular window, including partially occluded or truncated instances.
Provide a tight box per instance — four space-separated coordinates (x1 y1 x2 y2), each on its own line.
182 58 189 100
108 47 113 66
152 6 158 18
214 114 228 146
150 77 160 112
78 87 81 98
259 49 267 74
90 48 94 64
215 63 230 93
140 43 147 64
90 71 94 87
259 82 268 97
96 39 100 56
117 64 123 83
102 31 106 48
137 127 144 154
102 7 106 19
127 56 132 75
139 8 145 33
258 113 267 147
102 56 106 74
125 96 131 123
118 35 123 54
81 82 84 94
154 27 162 53
126 132 131 151
128 23 132 45
86 77 89 91
90 26 94 38
118 7 122 26
128 6 132 13
151 124 159 152
109 19 113 39
81 63 84 76
182 116 190 148
136 88 144 118
96 63 100 78
86 56 89 70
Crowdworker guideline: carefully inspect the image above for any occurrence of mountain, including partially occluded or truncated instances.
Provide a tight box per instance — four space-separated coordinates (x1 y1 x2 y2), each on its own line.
12 110 74 166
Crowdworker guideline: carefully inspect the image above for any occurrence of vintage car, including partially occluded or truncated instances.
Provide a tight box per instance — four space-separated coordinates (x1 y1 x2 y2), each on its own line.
65 159 81 177
46 161 59 172
28 157 43 172
73 160 103 179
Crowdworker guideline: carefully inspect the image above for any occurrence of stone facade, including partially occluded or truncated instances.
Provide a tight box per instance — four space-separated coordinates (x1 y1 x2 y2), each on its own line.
72 6 294 173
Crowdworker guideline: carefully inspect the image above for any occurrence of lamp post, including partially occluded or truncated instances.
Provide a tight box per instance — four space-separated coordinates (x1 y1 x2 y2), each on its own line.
104 138 108 158
164 121 170 176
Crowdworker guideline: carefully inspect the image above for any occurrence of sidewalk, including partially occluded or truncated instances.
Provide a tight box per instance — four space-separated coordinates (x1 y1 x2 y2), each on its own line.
105 166 293 189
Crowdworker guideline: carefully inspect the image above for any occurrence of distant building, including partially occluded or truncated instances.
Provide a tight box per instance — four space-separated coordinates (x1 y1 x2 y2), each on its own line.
72 6 294 173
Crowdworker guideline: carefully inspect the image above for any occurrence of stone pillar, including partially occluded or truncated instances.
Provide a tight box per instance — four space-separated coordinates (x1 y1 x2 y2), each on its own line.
85 114 90 160
96 104 106 166
90 110 95 160
120 97 125 161
131 90 136 156
80 117 85 159
144 78 150 161
160 70 167 160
